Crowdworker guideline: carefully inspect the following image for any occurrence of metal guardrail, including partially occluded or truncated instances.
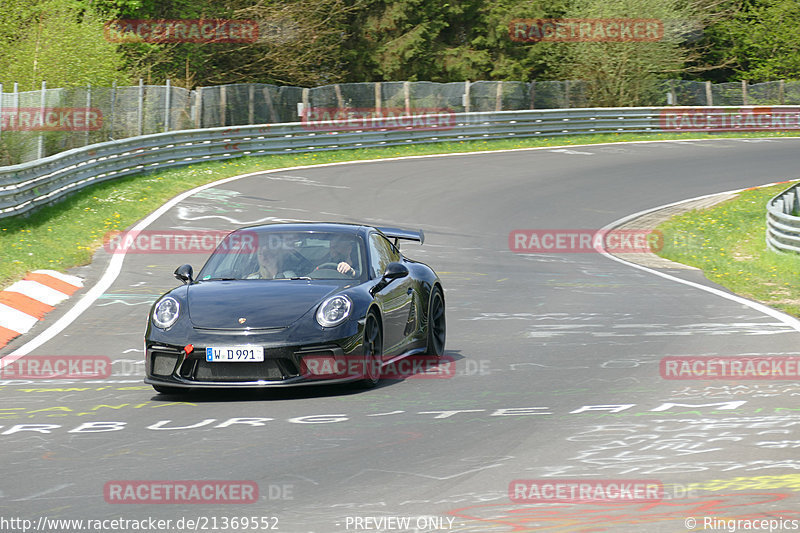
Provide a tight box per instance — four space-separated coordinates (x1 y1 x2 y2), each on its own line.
3 106 800 219
767 183 800 253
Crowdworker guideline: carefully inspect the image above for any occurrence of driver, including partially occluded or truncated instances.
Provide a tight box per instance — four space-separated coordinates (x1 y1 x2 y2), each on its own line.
316 235 359 277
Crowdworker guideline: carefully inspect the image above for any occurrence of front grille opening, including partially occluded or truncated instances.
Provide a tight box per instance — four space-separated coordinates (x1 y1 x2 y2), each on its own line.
151 352 180 377
277 358 300 377
194 360 286 382
179 359 196 378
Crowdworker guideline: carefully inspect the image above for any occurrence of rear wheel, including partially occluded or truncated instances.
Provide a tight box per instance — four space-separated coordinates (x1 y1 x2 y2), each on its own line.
358 311 383 388
426 287 446 356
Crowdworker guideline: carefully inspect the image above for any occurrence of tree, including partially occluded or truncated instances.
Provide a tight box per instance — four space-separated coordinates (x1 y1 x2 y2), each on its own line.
548 0 725 106
474 0 571 81
713 0 800 81
341 0 493 82
214 0 360 85
94 0 358 87
0 0 130 90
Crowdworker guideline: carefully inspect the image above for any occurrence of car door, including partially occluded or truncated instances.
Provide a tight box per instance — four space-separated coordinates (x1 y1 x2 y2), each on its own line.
368 232 413 358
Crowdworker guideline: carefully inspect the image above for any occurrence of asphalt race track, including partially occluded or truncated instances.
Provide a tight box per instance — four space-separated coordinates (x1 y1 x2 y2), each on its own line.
3 138 800 533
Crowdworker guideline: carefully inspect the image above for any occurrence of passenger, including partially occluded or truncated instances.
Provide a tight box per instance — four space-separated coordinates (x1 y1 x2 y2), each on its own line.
247 246 295 279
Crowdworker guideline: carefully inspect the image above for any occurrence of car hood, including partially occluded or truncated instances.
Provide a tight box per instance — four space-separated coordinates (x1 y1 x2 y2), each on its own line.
186 280 344 329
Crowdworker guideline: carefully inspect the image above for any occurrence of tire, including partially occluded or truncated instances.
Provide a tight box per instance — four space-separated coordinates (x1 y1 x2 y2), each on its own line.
426 287 446 357
358 310 383 388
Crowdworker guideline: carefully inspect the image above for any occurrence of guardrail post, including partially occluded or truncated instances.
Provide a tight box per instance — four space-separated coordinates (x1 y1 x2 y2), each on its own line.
248 84 255 124
705 81 713 106
463 80 470 113
528 81 535 110
195 87 203 128
110 80 116 140
495 81 502 111
742 80 748 106
374 82 381 113
137 79 144 136
263 87 277 122
404 81 410 115
565 80 570 109
85 83 91 146
781 193 790 215
12 82 18 151
334 84 344 110
668 80 676 106
780 80 785 105
164 78 171 132
300 87 309 118
38 80 46 159
220 85 227 127
0 83 3 146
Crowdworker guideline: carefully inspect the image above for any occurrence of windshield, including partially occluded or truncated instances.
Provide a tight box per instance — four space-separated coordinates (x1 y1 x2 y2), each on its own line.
196 230 367 281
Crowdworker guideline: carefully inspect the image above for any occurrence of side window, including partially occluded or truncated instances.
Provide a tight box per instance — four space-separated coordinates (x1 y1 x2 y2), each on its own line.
368 233 395 278
386 239 401 262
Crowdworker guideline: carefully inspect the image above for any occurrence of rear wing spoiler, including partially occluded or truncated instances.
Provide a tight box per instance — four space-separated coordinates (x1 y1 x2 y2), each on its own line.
377 227 425 248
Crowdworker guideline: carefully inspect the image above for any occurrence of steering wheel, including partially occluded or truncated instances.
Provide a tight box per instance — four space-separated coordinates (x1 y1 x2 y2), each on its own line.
311 262 353 280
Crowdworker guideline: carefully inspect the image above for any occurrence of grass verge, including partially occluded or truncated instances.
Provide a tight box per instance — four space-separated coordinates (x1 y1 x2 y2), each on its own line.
2 130 799 290
656 181 800 317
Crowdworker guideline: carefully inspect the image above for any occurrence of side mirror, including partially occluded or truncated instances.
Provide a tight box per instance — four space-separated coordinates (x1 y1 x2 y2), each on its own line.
174 264 194 284
383 262 409 280
370 262 408 296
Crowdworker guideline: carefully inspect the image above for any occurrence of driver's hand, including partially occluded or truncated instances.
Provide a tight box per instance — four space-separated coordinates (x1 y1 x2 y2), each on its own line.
337 262 354 275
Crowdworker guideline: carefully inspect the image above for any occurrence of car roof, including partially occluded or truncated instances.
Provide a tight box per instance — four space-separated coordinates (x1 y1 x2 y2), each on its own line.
229 223 411 247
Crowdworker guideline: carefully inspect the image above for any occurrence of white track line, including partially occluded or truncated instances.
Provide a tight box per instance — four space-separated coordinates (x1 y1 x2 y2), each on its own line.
4 137 800 363
595 181 800 333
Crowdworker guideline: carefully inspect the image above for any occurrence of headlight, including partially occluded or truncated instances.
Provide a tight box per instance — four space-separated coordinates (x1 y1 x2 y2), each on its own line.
316 295 352 327
153 297 180 329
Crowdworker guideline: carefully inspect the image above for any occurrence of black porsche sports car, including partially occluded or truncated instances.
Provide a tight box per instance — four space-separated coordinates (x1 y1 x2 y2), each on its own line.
144 223 445 393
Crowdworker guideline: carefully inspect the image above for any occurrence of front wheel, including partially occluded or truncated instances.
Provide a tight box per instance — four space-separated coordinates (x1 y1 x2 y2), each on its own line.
358 311 383 388
426 287 446 356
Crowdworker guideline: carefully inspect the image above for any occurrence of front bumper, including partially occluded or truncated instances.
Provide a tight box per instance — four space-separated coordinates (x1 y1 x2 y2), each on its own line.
145 324 367 388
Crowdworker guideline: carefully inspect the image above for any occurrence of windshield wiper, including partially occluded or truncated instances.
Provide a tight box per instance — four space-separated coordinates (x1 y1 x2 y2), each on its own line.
203 277 237 281
289 276 312 280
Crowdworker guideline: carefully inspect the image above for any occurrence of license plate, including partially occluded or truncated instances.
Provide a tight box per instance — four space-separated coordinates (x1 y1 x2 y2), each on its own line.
205 346 264 362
